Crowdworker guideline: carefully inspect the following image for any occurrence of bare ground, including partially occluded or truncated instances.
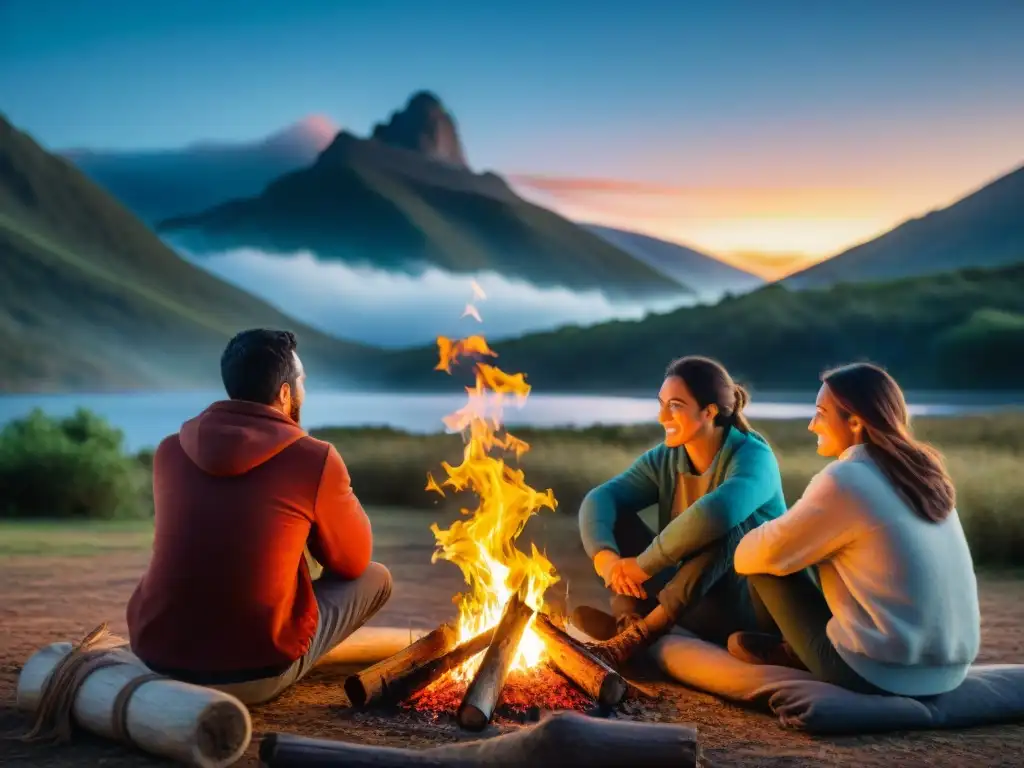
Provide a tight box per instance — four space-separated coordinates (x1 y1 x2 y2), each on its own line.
1 509 1023 767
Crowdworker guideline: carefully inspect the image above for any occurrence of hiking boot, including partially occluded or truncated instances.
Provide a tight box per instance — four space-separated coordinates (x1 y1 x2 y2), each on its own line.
586 621 653 668
571 605 641 642
727 632 809 671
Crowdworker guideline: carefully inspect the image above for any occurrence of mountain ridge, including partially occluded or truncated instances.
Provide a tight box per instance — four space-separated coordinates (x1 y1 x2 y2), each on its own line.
157 93 692 302
582 224 764 301
0 111 380 393
784 163 1024 288
59 117 337 225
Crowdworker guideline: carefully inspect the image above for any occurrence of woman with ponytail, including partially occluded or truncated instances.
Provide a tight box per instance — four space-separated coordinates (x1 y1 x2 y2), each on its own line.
575 356 788 667
732 362 980 695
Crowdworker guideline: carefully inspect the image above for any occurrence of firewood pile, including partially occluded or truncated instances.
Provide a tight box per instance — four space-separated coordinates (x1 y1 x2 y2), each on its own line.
260 591 700 767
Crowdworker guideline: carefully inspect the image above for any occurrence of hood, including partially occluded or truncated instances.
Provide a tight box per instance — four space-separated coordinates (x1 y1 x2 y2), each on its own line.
178 400 307 477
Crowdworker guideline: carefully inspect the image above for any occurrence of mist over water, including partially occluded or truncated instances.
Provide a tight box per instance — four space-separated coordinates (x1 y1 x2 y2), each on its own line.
179 246 691 346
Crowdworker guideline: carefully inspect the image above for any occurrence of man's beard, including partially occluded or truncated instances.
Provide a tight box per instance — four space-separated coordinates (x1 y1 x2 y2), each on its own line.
289 399 302 425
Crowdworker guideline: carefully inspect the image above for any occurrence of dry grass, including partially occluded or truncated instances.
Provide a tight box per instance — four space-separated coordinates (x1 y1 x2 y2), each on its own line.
313 412 1024 567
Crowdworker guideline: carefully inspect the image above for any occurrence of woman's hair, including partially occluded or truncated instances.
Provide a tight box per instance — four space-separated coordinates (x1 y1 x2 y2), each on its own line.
664 356 751 433
822 362 955 523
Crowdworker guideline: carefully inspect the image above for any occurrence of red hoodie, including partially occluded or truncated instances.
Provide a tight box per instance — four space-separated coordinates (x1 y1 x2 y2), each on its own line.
126 400 373 681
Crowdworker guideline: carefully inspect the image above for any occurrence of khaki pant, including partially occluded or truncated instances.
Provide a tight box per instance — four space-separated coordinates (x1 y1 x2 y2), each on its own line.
212 557 392 705
607 514 757 645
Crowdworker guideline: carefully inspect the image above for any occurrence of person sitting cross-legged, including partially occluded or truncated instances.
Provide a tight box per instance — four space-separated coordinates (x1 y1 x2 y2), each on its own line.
126 329 392 705
730 363 980 696
572 356 788 667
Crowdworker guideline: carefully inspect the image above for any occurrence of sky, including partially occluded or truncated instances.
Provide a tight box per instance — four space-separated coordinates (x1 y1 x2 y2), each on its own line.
2 0 1023 276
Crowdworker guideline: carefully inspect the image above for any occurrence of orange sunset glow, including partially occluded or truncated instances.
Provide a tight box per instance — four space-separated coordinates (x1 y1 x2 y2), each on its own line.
510 131 1024 280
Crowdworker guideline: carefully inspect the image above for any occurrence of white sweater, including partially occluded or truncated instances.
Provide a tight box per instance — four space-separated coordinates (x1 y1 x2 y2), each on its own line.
735 445 981 696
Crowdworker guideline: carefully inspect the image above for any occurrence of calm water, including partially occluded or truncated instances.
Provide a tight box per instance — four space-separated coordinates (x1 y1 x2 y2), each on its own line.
1 390 1022 453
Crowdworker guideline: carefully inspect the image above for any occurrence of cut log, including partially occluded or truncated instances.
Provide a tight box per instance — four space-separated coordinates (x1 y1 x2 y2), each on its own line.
371 626 495 705
318 626 430 668
17 640 251 767
456 591 535 732
260 709 699 767
344 623 457 707
532 613 627 707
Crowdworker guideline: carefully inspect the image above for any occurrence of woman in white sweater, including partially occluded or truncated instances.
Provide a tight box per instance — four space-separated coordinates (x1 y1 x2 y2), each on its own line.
731 362 980 696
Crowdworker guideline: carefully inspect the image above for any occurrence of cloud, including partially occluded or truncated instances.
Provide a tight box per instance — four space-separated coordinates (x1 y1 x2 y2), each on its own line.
181 247 690 348
507 174 697 197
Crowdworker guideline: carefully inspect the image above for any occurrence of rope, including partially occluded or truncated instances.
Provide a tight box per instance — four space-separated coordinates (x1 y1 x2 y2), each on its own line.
110 672 165 743
11 623 168 747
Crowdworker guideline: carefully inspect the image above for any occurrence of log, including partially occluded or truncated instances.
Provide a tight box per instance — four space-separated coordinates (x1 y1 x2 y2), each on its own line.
456 591 535 732
317 626 430 667
532 613 627 707
344 623 458 707
259 709 699 767
370 626 496 705
17 640 251 767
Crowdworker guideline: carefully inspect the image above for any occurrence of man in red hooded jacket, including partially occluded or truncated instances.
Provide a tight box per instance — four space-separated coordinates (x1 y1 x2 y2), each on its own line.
126 329 391 704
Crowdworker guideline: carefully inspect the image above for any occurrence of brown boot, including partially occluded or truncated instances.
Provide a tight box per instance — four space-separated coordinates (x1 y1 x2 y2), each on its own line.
572 606 642 641
586 621 653 667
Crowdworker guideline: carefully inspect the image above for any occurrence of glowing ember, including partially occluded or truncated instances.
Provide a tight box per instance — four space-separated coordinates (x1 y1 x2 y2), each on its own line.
403 667 591 719
425 287 559 681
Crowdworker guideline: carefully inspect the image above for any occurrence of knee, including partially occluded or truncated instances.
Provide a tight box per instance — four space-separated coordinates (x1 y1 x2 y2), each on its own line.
362 561 393 604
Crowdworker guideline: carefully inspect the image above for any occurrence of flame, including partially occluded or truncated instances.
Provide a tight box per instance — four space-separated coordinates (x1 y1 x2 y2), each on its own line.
428 295 559 680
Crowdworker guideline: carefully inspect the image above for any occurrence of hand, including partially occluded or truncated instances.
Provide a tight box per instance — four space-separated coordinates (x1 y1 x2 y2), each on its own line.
593 550 621 585
609 557 649 600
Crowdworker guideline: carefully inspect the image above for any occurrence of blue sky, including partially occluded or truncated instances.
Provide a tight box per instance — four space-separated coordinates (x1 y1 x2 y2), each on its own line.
2 0 1022 266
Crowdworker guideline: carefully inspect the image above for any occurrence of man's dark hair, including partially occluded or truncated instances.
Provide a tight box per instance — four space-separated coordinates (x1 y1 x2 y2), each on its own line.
220 329 300 405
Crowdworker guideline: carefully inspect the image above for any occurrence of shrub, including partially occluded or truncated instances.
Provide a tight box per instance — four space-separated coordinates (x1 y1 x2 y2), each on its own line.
0 408 151 519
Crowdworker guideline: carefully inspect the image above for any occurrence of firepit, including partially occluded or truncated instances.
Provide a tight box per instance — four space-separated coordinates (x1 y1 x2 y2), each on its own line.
344 287 629 727
343 592 629 729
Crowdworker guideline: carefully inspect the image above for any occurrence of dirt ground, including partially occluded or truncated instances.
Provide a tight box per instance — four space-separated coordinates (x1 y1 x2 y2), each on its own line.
1 509 1023 767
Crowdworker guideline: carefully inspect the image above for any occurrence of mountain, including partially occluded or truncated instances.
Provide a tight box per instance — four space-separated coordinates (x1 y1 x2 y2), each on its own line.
0 113 378 393
371 90 468 168
158 92 690 302
62 116 337 224
784 164 1024 289
583 224 764 301
368 261 1024 393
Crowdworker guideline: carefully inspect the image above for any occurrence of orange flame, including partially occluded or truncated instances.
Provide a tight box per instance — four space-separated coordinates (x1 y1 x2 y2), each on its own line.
428 309 559 679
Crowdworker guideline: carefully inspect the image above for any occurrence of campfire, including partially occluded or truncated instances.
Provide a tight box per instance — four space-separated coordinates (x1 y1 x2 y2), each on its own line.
344 285 629 729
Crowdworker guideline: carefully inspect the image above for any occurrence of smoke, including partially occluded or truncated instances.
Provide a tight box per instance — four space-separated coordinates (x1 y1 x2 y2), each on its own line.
183 247 689 347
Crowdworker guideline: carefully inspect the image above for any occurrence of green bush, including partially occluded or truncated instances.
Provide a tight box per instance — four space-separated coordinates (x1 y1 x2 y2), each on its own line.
0 408 151 519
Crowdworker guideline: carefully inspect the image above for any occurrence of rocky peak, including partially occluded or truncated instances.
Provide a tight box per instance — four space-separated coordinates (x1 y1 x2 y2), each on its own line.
370 91 468 168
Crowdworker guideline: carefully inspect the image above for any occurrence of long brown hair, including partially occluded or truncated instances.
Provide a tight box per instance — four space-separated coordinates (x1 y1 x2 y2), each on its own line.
665 356 752 433
822 363 955 522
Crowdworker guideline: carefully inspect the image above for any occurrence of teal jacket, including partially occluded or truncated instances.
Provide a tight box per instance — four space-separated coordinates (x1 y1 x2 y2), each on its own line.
580 426 787 576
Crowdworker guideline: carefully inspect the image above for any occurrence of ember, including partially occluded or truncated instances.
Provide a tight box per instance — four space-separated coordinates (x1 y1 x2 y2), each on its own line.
403 667 593 720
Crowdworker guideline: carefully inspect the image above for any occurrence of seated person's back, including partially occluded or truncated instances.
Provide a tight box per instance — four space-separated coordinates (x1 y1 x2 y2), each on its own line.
127 329 385 696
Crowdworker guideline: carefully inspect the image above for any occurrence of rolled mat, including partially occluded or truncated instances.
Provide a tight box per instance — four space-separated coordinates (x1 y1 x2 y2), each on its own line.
15 624 251 767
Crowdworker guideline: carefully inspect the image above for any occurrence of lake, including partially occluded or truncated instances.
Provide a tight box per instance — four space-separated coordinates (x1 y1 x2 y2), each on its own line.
2 390 1023 453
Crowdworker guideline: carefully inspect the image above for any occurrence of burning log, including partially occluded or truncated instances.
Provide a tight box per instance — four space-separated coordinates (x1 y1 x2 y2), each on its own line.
343 623 459 707
457 590 535 731
259 709 700 767
532 613 627 708
364 626 497 708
